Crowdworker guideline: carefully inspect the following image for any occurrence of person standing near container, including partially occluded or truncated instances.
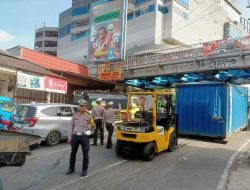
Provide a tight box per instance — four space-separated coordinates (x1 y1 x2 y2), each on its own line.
91 98 105 146
66 99 95 177
104 102 121 149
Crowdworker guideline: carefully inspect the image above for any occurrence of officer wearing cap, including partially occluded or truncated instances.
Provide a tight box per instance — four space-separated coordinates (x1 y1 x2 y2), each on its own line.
91 98 105 146
66 99 95 177
103 101 121 149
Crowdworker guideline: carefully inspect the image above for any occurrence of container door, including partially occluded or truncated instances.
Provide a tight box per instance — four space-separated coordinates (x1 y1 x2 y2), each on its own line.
177 84 227 137
227 86 248 135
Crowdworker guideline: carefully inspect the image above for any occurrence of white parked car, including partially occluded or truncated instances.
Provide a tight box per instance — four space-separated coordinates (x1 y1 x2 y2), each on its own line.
13 103 80 146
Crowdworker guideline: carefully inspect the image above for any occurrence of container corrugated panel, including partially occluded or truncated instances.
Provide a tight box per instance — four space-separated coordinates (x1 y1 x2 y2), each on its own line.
227 86 248 135
176 83 248 138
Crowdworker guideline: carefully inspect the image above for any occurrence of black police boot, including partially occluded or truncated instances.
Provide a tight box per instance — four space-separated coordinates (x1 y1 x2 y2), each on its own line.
101 141 104 146
66 169 74 175
81 169 88 177
91 143 97 146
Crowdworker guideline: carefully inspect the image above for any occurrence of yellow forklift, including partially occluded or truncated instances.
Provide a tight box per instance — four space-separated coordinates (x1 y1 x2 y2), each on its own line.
115 91 177 161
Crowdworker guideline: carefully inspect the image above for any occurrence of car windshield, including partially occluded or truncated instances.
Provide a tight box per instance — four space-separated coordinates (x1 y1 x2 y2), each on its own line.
0 101 15 113
128 94 153 123
15 105 37 118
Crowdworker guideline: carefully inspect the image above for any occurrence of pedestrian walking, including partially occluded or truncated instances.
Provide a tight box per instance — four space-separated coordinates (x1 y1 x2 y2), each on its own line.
91 98 105 146
66 99 95 177
103 102 121 149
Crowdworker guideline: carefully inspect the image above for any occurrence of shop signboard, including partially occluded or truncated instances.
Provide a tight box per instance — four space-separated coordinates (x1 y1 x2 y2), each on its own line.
98 62 123 81
44 76 67 94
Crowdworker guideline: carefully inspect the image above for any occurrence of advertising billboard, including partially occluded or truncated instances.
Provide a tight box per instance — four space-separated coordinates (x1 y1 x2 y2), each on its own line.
17 72 44 91
17 72 67 94
203 38 249 57
203 39 226 56
88 0 127 63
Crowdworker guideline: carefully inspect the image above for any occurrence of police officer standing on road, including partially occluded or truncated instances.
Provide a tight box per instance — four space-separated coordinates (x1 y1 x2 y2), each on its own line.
66 99 95 177
104 102 121 149
91 98 105 146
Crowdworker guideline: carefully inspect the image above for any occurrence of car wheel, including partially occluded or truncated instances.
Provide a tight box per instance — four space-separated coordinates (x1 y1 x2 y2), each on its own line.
168 132 177 152
46 131 61 146
143 142 155 161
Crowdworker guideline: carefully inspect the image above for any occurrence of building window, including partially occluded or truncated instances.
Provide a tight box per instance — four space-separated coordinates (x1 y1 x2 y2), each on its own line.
240 17 250 34
135 10 140 17
135 0 147 5
66 25 71 34
158 4 169 14
71 31 88 41
182 12 189 20
140 7 149 15
175 0 189 9
127 12 134 20
59 24 73 38
71 6 89 17
59 27 66 38
149 4 155 12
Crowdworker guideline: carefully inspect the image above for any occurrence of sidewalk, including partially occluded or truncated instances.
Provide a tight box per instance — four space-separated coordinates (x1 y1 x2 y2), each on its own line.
227 144 250 190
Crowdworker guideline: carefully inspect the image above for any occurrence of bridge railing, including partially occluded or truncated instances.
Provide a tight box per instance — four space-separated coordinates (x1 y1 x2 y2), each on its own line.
122 36 250 69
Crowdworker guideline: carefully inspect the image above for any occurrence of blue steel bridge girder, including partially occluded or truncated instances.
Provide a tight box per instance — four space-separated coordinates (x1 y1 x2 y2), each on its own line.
121 36 250 88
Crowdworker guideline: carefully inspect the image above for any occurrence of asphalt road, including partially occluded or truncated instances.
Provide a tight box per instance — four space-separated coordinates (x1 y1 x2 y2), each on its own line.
0 131 250 190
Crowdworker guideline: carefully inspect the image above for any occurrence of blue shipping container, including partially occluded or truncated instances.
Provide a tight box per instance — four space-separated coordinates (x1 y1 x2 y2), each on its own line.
176 83 248 138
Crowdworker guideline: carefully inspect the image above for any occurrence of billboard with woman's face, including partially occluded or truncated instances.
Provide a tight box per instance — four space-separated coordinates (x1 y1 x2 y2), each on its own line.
88 0 127 63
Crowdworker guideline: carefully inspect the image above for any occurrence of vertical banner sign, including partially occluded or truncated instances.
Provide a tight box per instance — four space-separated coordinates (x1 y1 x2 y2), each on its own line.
88 0 127 63
98 62 122 81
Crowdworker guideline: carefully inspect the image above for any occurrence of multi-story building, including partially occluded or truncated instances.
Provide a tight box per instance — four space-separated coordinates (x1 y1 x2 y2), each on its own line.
34 26 58 56
240 17 250 35
57 0 248 65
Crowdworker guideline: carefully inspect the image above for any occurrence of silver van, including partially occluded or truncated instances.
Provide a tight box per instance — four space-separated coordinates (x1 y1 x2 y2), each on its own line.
14 103 80 146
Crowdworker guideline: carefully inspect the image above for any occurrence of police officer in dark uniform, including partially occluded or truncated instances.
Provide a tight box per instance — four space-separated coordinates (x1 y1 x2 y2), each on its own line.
66 99 95 177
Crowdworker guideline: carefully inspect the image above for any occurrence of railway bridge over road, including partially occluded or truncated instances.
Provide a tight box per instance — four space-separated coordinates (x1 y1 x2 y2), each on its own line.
96 36 250 89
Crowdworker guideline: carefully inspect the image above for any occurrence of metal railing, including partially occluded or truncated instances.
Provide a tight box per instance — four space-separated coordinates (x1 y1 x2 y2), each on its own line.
121 36 250 69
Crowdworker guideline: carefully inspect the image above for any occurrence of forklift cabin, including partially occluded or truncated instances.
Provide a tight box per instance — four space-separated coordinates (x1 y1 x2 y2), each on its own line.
115 91 177 161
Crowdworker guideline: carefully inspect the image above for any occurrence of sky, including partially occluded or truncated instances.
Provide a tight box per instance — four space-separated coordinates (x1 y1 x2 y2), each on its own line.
0 0 72 50
237 0 250 18
0 0 249 50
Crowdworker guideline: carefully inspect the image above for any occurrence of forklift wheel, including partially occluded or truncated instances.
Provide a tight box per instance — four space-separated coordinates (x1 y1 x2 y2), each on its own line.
115 141 123 157
143 142 155 161
168 133 177 152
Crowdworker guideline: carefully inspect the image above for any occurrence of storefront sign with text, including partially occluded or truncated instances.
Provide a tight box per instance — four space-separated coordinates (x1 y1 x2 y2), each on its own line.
44 76 67 94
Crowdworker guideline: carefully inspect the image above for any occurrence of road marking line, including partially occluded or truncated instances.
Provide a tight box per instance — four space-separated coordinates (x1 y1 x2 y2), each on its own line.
50 160 127 190
217 139 250 190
